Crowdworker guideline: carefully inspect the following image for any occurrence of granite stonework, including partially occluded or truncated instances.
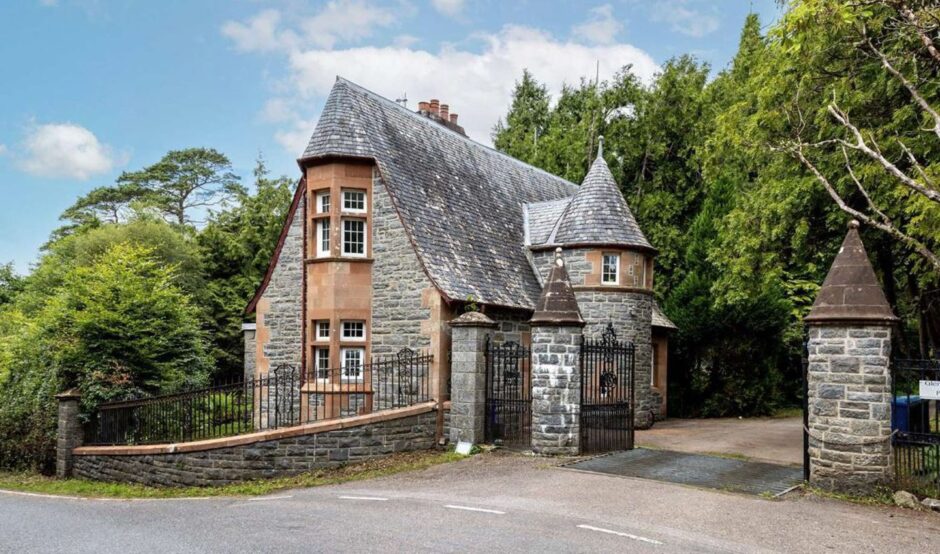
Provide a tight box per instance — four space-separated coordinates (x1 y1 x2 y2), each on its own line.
448 312 496 444
258 196 304 372
486 306 532 345
371 170 433 356
55 390 83 478
242 326 256 381
532 247 656 424
530 325 583 455
73 411 438 487
806 324 894 493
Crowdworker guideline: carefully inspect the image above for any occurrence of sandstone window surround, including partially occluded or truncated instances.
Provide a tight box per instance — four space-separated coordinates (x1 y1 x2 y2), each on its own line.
601 253 620 284
315 320 330 340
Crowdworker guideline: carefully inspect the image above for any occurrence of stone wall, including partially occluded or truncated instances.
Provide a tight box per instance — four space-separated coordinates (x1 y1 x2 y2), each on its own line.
532 247 656 423
806 324 893 493
371 172 433 355
531 325 582 455
73 409 438 487
577 290 655 423
255 196 305 373
485 306 531 345
243 326 256 382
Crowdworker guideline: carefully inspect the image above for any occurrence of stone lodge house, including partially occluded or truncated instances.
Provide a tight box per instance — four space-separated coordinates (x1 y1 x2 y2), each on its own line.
244 77 676 425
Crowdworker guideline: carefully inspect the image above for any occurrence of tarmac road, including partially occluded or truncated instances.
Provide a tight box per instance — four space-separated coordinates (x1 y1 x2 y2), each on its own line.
2 453 938 553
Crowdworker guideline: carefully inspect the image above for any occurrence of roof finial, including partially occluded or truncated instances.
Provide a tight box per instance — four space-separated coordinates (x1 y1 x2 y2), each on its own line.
848 219 860 230
597 135 604 158
554 246 564 267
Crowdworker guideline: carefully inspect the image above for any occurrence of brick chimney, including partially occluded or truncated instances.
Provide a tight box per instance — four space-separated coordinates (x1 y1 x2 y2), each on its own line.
414 98 466 137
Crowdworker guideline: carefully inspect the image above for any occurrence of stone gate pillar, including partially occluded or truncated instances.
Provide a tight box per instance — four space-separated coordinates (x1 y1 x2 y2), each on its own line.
449 311 497 444
56 388 83 478
804 221 899 493
530 248 586 455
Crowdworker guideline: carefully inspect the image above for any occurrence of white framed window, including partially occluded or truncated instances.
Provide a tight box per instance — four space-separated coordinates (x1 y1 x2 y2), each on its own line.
341 320 366 341
316 220 331 257
315 347 330 380
342 219 366 256
602 253 620 285
316 191 331 214
342 189 366 213
315 320 330 340
341 347 365 380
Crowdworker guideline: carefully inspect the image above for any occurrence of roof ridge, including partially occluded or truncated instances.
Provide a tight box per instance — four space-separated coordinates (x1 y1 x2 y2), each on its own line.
332 76 578 190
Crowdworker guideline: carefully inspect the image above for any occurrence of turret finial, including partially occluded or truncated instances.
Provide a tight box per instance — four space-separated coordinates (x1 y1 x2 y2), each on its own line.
597 135 604 158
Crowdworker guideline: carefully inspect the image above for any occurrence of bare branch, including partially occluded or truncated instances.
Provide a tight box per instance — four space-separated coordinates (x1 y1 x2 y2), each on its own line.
841 145 892 224
828 103 940 203
898 140 937 190
864 36 940 139
787 144 940 271
898 2 940 65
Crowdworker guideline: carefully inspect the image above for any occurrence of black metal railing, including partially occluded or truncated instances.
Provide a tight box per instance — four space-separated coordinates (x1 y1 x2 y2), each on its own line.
892 358 940 498
580 323 635 454
484 337 531 448
84 350 433 446
84 365 300 446
303 348 432 421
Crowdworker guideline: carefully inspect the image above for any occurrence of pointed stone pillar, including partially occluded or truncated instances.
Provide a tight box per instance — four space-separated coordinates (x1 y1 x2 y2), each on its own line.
804 220 899 493
530 248 586 455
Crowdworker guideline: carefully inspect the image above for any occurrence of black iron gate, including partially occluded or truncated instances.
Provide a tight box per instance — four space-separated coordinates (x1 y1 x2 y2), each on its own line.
484 336 531 448
892 358 940 498
580 324 635 453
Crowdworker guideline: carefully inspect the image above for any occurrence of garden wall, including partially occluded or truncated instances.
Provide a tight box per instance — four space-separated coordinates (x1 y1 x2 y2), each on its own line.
72 403 438 487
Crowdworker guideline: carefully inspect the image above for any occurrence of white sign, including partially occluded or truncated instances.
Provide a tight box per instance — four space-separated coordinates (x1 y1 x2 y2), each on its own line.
919 380 940 400
455 441 473 455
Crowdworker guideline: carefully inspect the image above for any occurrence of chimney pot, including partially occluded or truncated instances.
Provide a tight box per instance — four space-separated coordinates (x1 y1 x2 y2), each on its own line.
417 101 430 113
449 113 458 124
440 104 449 120
429 99 440 115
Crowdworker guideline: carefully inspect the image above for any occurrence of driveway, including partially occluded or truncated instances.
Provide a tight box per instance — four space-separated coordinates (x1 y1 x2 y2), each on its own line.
1 452 937 553
638 417 803 466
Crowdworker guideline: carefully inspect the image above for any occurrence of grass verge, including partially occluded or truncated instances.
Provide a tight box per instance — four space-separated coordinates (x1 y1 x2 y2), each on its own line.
0 449 465 499
802 484 895 507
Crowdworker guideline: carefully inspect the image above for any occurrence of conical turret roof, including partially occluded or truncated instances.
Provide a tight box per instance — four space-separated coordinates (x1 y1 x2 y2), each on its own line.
530 248 585 327
552 140 654 252
805 221 898 324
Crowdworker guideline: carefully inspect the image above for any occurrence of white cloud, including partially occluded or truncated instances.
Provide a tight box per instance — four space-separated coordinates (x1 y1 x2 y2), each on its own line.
39 0 58 6
259 97 296 123
0 144 7 156
276 25 658 151
393 34 419 48
17 123 123 180
572 4 623 45
650 1 719 38
221 9 297 53
431 0 464 18
222 1 396 53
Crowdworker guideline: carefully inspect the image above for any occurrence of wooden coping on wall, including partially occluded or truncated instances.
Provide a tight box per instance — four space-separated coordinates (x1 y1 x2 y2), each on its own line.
73 401 439 457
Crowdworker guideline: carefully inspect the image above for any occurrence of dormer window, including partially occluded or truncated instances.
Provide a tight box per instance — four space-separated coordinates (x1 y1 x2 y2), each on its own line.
343 189 366 213
602 253 620 285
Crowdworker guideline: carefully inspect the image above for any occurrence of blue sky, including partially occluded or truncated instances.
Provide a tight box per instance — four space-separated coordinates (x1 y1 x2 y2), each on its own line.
0 0 780 274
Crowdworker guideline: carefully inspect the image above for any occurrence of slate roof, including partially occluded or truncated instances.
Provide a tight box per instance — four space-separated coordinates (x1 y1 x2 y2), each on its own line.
651 300 677 330
805 221 898 324
300 77 578 310
523 198 571 245
551 153 654 251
